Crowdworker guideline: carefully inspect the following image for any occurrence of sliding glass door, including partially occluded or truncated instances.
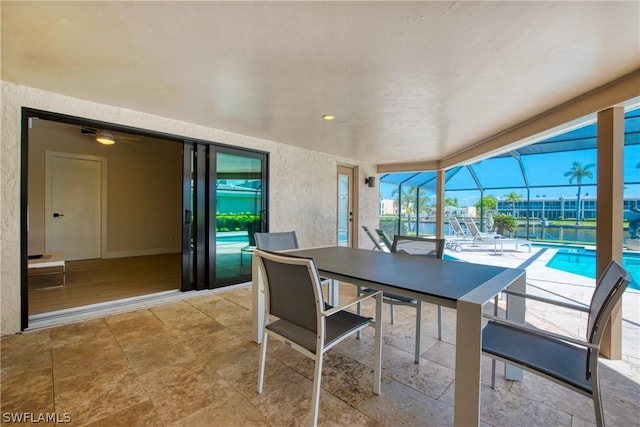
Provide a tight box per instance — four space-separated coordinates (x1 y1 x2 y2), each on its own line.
215 150 265 281
182 143 267 291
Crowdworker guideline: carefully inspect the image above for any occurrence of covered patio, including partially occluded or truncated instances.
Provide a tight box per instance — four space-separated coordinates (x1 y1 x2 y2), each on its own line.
2 2 639 426
2 243 638 425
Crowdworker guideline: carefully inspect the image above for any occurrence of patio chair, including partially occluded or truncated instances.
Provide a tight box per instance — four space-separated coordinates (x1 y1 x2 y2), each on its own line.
254 231 333 301
241 220 261 265
482 260 631 427
254 231 299 251
255 249 382 427
374 228 394 250
359 235 446 363
362 225 390 252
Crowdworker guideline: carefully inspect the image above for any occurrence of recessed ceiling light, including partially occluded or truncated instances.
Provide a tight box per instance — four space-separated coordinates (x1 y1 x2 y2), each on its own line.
322 115 335 121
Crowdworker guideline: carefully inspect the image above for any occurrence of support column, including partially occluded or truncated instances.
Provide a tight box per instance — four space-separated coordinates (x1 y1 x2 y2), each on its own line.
435 170 445 239
597 106 624 359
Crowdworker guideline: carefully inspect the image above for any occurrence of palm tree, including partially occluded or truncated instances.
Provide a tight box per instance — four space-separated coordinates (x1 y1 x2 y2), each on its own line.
391 186 434 232
445 197 459 207
391 186 417 230
564 161 595 225
503 192 521 217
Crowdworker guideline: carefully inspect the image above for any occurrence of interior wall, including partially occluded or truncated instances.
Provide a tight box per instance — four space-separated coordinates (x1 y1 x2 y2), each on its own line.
28 122 182 258
0 81 379 335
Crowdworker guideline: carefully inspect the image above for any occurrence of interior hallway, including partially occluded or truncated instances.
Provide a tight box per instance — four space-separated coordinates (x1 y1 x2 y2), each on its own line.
3 285 639 426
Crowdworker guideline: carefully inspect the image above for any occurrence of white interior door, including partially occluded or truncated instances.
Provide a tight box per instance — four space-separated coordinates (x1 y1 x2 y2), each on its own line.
46 152 105 261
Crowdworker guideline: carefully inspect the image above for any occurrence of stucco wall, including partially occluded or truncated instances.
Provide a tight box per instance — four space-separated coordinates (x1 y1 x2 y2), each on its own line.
0 81 378 335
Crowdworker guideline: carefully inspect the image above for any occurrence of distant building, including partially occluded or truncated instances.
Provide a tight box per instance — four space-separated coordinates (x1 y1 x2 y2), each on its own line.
380 199 396 215
496 196 640 220
445 206 476 217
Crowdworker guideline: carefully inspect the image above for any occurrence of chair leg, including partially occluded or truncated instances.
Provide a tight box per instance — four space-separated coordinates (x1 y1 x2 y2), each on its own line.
373 292 383 395
437 305 443 340
356 286 362 339
491 359 496 390
257 333 268 393
310 353 324 427
415 301 422 364
592 366 605 427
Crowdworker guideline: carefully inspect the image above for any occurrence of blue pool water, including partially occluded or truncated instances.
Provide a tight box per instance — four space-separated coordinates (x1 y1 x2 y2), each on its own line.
546 247 639 290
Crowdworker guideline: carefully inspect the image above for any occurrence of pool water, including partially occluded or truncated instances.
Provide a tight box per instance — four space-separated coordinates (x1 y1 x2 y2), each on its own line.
546 247 639 290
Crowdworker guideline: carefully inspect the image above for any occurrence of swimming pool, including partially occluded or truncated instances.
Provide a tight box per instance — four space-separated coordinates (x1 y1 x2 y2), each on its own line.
545 246 639 290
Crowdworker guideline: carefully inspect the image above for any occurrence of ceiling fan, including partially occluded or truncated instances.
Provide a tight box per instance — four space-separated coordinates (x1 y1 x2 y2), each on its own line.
80 127 141 146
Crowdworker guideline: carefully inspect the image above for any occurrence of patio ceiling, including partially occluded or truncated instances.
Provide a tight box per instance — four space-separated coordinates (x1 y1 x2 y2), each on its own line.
2 2 639 167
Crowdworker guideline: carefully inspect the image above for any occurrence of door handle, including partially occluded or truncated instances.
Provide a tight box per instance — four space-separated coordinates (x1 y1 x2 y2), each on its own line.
53 212 64 218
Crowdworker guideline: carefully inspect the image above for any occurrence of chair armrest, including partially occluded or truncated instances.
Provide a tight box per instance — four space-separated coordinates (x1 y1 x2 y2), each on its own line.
502 289 590 313
323 290 382 318
482 314 600 350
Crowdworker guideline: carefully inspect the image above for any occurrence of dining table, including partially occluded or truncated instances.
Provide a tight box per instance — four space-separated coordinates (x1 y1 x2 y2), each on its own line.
251 245 526 426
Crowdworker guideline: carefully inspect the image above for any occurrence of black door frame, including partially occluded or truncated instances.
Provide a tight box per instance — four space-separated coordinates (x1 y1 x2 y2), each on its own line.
182 142 268 291
19 108 268 330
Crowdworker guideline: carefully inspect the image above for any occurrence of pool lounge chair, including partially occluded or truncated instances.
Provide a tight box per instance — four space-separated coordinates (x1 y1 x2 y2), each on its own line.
447 215 468 238
362 225 390 252
462 217 531 253
374 229 394 250
462 217 495 242
445 215 470 252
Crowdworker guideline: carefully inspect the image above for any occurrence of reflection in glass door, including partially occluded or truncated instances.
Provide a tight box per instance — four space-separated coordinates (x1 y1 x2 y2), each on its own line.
215 150 265 282
182 143 267 291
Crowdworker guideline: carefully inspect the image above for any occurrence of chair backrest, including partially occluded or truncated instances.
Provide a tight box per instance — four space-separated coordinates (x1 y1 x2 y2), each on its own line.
462 217 482 237
254 231 299 251
448 215 464 234
585 261 631 367
375 229 394 249
362 225 389 252
255 249 322 333
391 235 445 259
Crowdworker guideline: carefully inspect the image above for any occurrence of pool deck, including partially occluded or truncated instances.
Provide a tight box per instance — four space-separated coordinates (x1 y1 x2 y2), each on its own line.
449 244 640 382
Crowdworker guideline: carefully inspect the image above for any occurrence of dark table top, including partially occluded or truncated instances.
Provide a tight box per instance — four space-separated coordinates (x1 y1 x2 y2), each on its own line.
289 246 521 302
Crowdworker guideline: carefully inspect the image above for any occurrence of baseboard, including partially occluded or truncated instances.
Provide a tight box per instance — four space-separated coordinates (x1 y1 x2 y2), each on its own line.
103 247 181 258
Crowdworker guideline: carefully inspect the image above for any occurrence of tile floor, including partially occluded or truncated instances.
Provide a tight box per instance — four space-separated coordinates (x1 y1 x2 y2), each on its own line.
2 248 640 426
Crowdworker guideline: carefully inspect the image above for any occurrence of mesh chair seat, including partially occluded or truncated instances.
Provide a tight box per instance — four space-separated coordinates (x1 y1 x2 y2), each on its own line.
267 310 373 354
483 321 591 394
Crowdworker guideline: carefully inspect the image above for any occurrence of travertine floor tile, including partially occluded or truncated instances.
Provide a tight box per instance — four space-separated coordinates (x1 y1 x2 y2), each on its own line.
1 285 638 427
55 367 148 425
